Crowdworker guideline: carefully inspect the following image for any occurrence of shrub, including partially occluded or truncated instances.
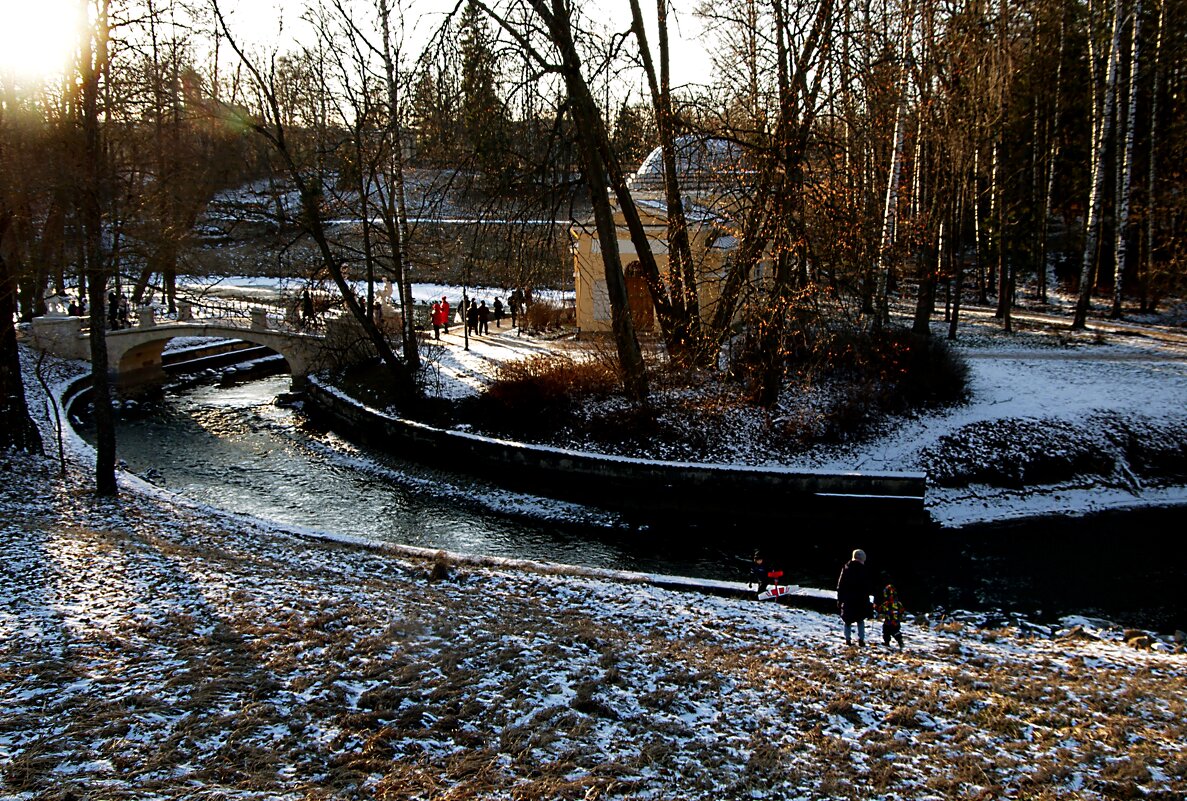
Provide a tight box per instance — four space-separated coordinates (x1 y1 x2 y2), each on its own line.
521 299 572 332
806 326 969 411
464 354 619 436
767 325 970 445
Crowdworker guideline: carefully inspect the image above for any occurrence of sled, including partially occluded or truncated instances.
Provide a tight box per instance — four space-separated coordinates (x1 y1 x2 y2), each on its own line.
757 584 794 601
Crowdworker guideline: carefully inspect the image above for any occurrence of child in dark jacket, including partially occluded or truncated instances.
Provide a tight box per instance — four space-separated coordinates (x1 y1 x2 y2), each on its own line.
877 583 905 649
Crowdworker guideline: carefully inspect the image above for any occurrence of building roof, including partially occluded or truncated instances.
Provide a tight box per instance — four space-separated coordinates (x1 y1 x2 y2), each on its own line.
627 136 751 193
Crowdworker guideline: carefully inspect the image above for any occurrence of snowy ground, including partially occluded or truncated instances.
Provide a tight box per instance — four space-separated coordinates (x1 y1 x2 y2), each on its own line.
4 292 1186 799
3 442 1185 800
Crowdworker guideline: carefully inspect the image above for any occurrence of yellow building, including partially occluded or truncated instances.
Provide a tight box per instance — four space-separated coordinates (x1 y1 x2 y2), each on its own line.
571 138 755 335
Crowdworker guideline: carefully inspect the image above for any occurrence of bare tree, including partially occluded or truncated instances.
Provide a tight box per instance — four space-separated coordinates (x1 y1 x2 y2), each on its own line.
211 0 419 407
473 0 650 402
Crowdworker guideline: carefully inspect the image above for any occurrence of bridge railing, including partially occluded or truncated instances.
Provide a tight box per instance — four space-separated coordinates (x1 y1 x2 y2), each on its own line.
67 289 357 336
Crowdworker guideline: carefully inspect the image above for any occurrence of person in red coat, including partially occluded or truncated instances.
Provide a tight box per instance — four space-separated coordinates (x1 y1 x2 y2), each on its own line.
836 549 874 646
430 301 443 339
440 296 451 334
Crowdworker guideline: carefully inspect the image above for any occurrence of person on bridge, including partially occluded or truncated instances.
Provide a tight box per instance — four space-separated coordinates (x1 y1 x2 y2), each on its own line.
107 291 119 330
301 289 314 327
836 549 874 647
440 296 451 334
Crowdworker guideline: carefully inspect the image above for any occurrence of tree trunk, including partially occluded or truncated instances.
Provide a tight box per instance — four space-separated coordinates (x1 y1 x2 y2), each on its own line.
528 0 648 401
378 0 420 371
1141 0 1164 313
1073 0 1124 329
948 182 968 341
1039 12 1067 305
0 213 43 454
627 0 706 367
874 97 906 330
1112 0 1141 319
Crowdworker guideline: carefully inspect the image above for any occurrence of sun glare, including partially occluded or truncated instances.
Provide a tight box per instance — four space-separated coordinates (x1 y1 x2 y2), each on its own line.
0 0 80 81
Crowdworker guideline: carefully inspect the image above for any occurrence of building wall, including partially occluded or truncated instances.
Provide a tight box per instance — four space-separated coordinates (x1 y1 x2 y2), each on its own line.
572 200 732 334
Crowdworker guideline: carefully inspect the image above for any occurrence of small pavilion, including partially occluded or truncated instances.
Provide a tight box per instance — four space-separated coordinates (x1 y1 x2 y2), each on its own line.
570 137 759 334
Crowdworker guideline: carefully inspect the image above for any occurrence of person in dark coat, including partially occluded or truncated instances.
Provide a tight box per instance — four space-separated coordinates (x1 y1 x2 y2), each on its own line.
466 301 479 336
301 288 314 326
836 549 874 646
508 288 522 328
493 297 504 328
478 300 490 335
749 551 771 594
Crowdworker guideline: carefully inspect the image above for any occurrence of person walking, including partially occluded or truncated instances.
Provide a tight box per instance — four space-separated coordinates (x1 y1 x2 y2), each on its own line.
467 301 479 337
493 297 504 328
876 582 906 650
430 301 443 339
836 549 874 647
478 300 490 335
107 290 119 330
508 288 521 328
440 296 451 334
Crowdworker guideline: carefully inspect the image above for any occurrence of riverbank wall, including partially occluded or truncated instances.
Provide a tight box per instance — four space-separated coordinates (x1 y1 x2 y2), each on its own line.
302 377 930 526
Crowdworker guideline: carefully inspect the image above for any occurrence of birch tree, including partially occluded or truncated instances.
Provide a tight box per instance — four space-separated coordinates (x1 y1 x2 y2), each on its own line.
1073 0 1124 330
1111 0 1141 318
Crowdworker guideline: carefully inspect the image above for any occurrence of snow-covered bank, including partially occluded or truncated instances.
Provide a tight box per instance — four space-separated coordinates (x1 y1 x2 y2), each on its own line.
408 300 1187 527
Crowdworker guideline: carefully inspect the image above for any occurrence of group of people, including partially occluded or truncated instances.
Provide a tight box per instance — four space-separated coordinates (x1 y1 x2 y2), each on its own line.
106 291 131 330
427 289 530 341
750 548 905 650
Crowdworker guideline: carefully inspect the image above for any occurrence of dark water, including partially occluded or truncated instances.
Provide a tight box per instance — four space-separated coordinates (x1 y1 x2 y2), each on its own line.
77 375 1187 632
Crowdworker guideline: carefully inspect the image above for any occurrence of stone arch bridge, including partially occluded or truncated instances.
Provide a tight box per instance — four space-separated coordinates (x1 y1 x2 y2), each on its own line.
29 306 361 389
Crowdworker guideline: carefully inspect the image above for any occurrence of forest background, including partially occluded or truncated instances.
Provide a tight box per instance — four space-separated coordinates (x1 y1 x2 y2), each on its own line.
1 0 1185 492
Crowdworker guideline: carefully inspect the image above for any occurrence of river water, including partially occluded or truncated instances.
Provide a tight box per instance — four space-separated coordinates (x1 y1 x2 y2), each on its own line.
79 375 1187 633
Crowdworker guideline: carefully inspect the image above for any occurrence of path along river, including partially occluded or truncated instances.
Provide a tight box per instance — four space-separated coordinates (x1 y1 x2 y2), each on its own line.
77 374 1187 633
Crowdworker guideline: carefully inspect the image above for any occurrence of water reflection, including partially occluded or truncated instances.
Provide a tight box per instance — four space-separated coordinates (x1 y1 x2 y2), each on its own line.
95 376 742 577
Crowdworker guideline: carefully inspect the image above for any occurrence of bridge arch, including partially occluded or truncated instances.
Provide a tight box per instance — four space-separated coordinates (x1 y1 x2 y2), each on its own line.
106 323 323 387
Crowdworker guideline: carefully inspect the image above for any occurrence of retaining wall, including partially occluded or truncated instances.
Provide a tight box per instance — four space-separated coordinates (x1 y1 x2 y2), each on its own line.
304 378 929 524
